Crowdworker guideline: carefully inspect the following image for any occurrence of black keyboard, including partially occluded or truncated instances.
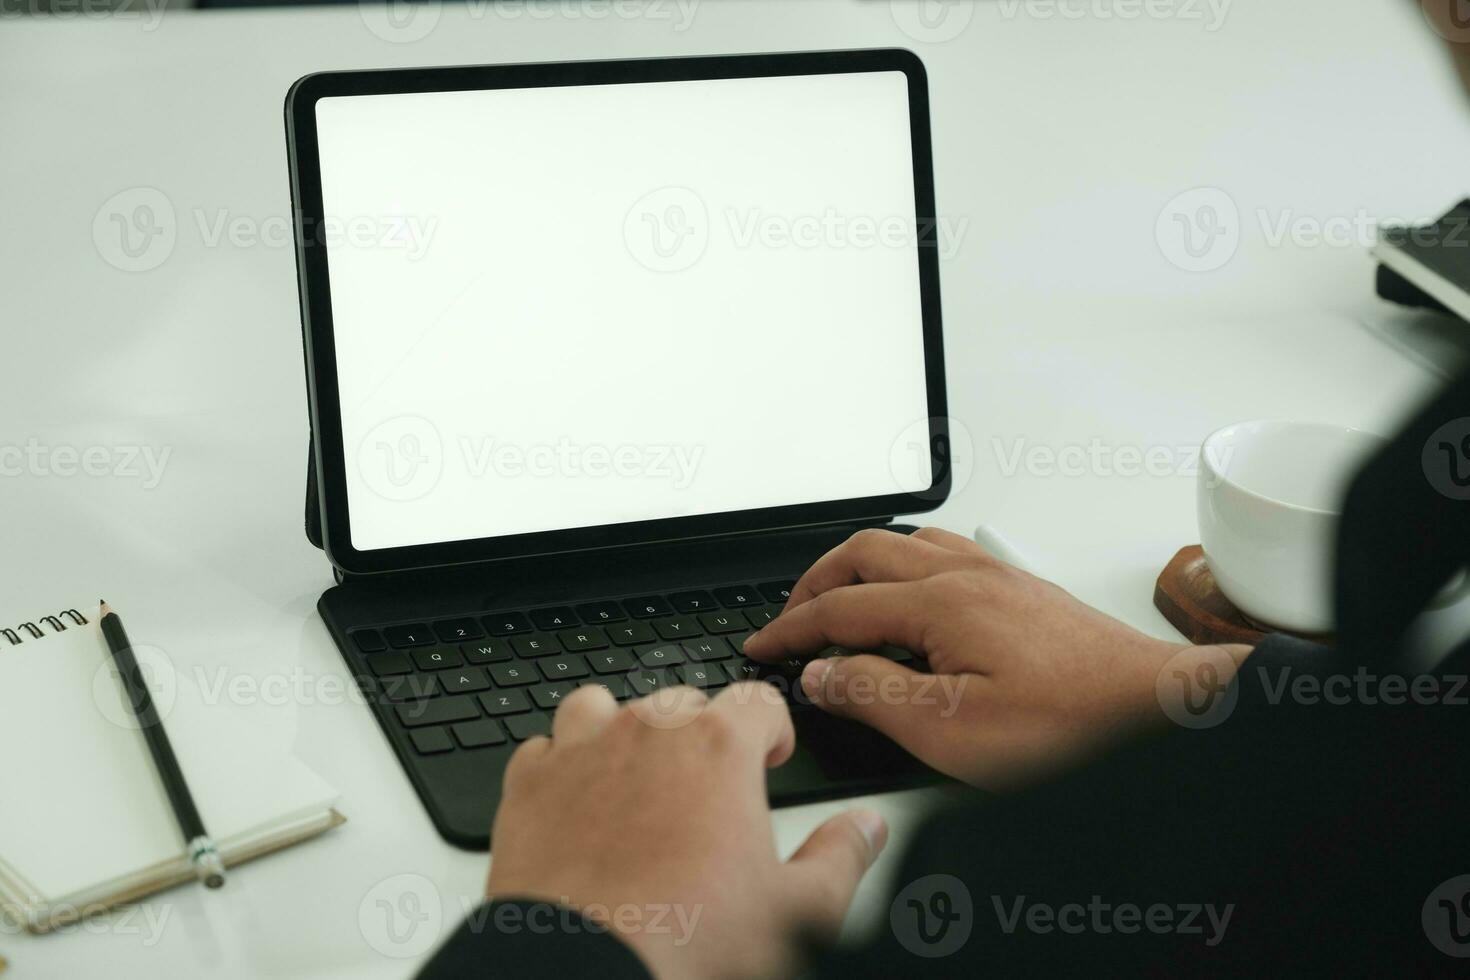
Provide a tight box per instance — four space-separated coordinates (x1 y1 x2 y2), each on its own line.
346 580 919 758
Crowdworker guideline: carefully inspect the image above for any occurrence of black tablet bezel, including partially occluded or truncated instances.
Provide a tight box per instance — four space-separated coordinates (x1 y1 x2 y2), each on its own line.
286 49 948 575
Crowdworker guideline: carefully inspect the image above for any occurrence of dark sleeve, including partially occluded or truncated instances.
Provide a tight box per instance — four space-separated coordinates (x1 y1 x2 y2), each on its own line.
1337 368 1470 661
821 631 1470 978
417 899 653 980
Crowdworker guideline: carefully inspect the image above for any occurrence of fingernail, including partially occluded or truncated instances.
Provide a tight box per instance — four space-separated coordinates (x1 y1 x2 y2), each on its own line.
850 808 888 858
741 630 763 653
801 659 834 700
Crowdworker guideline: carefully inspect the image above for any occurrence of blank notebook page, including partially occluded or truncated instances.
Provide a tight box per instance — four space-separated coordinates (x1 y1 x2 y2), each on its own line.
0 606 338 904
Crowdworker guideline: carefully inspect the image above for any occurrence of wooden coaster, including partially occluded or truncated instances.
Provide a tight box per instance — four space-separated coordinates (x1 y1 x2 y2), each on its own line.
1153 545 1331 646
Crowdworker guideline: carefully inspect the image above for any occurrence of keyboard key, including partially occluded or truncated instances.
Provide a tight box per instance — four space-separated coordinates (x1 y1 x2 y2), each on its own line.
385 624 434 648
771 668 814 704
877 645 918 664
538 655 589 681
724 660 761 683
653 616 702 640
506 713 552 741
730 632 757 655
530 607 579 630
352 629 386 653
586 675 632 700
752 665 802 704
433 618 484 643
761 655 806 679
410 727 454 754
699 611 748 634
441 667 491 695
590 648 638 674
512 634 561 658
413 646 464 671
744 607 780 628
627 668 674 697
575 601 626 624
624 596 672 619
758 581 796 603
483 612 533 636
461 639 513 664
608 621 656 646
530 681 577 710
365 651 412 676
682 638 731 662
453 719 507 748
488 663 536 687
639 644 685 668
677 664 726 689
480 689 532 716
713 586 761 607
378 674 439 701
669 590 717 613
396 695 480 728
559 627 609 652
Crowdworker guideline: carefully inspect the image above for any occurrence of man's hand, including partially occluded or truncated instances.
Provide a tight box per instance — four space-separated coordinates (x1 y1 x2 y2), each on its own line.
486 683 888 980
742 527 1252 788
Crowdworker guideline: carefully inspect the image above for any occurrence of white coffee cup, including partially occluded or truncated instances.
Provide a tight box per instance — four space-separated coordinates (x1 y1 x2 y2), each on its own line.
1197 420 1386 634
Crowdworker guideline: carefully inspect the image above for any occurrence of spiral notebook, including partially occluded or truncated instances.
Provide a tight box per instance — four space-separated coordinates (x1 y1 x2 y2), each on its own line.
0 603 344 935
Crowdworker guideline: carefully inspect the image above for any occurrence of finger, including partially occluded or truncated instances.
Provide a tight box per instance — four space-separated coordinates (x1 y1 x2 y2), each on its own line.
551 684 619 744
800 655 973 769
502 734 553 789
746 582 928 659
705 681 797 769
783 809 888 937
910 525 990 558
784 528 973 613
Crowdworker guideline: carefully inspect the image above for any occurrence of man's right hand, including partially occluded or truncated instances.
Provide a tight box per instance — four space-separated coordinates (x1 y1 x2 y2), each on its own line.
742 527 1252 788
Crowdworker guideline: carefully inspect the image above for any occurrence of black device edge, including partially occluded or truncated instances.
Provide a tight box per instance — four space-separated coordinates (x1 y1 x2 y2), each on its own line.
317 521 947 848
286 49 950 578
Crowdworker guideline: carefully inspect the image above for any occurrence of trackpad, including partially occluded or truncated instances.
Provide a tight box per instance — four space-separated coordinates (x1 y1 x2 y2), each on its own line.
797 712 928 782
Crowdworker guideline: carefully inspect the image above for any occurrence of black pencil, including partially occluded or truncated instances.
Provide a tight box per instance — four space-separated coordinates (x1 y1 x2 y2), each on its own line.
99 601 226 889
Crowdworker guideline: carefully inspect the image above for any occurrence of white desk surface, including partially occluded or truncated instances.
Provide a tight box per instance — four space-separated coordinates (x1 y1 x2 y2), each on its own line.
2 1 1466 976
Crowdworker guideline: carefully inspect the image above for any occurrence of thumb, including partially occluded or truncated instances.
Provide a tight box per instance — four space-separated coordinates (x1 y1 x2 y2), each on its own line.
783 809 888 937
801 655 961 765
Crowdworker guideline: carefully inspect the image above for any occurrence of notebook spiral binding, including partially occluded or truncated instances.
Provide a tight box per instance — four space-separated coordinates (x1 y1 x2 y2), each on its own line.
2 609 87 646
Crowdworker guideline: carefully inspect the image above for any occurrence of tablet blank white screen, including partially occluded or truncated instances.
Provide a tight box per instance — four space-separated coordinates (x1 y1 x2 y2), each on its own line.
316 70 931 552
